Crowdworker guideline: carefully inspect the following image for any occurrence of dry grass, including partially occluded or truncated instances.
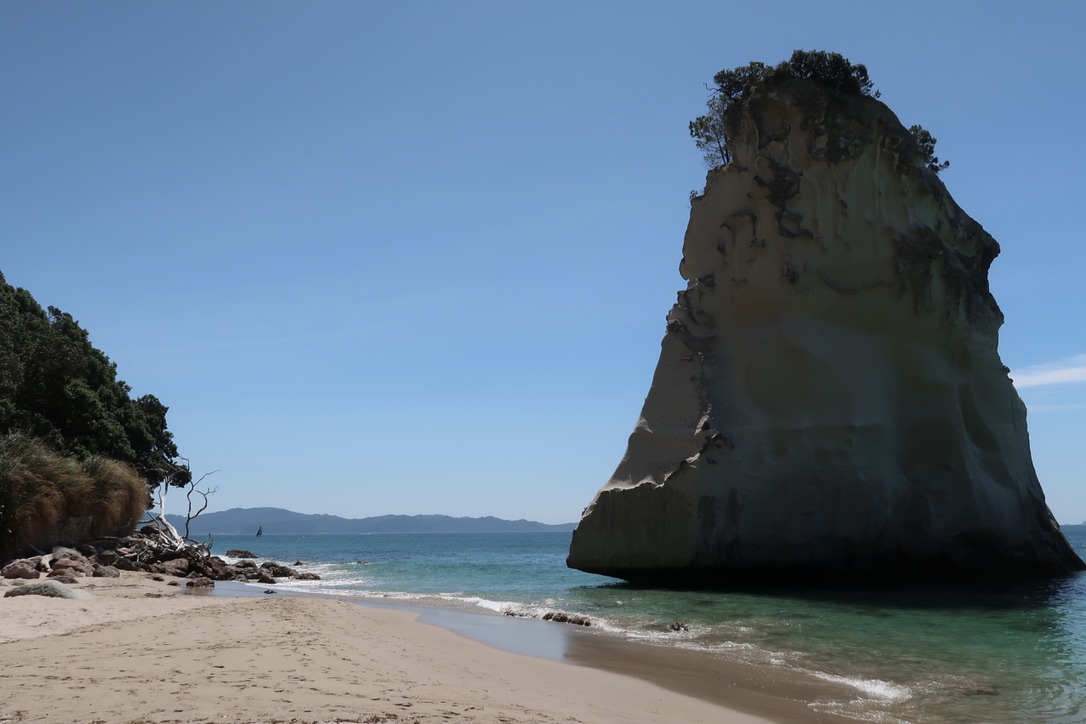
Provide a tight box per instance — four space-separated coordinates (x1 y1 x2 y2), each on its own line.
0 433 147 559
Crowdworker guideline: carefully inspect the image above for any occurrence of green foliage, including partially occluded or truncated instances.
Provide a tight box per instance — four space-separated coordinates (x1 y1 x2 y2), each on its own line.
689 93 731 166
711 61 771 104
0 270 190 492
690 50 880 168
909 125 951 173
0 433 146 559
780 50 878 98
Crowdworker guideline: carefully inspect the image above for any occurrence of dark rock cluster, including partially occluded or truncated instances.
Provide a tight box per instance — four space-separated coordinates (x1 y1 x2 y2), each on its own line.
1 545 120 583
0 525 320 587
503 608 592 627
541 611 591 626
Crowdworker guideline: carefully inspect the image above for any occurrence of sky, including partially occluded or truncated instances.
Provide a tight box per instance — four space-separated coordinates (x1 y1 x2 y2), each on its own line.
2 2 1084 525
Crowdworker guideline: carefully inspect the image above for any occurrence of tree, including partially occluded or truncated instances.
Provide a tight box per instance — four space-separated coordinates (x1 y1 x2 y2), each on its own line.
909 125 951 173
689 93 731 166
712 61 771 106
0 270 189 497
782 50 878 98
141 457 218 553
125 393 191 489
690 60 772 169
689 50 880 169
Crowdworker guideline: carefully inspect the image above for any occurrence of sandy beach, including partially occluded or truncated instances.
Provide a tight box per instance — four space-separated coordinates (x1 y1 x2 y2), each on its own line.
0 573 849 724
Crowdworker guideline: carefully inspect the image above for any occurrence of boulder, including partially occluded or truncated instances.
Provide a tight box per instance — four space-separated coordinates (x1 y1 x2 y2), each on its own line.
2 560 41 580
75 543 98 558
152 558 191 577
3 580 92 600
567 77 1086 584
51 557 94 576
259 562 297 578
92 564 121 578
51 546 84 561
191 556 230 580
225 549 258 559
185 577 214 589
542 611 591 626
94 550 119 566
46 573 80 584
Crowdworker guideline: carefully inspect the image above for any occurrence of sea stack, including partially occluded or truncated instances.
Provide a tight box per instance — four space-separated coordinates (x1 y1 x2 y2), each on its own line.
567 76 1084 583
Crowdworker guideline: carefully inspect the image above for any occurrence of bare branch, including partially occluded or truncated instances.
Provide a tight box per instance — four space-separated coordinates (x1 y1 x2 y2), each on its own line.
183 469 219 541
141 457 220 551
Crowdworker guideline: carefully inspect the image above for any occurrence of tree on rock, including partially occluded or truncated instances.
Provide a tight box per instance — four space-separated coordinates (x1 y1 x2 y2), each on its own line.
690 50 879 169
691 51 950 175
909 125 951 173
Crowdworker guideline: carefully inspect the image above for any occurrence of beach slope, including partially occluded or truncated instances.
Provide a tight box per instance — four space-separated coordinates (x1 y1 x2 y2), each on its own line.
0 574 775 724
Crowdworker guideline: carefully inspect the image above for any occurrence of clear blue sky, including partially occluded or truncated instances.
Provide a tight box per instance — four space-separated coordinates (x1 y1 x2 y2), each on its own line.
2 2 1084 525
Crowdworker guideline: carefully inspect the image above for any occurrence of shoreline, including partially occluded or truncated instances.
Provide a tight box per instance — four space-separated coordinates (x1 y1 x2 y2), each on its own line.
0 572 856 723
211 577 862 722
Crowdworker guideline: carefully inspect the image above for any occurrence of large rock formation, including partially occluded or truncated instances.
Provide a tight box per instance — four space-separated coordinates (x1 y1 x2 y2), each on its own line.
568 78 1084 584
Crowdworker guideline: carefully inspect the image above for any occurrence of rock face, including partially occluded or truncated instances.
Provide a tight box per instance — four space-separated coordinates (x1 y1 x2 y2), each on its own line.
567 78 1085 583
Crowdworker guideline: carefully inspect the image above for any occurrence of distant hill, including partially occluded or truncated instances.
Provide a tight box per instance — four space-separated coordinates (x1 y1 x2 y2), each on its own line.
164 507 576 536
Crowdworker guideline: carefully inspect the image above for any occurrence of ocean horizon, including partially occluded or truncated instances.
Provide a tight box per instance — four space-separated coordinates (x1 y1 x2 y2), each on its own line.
207 526 1086 723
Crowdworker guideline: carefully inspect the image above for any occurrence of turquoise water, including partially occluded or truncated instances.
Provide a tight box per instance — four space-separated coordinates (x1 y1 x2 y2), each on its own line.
211 527 1086 723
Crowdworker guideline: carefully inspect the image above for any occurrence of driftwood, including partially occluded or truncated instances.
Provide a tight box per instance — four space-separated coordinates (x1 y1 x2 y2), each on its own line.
140 459 218 554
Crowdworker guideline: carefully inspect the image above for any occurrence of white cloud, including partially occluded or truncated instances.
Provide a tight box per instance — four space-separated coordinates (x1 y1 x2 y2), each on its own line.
1012 354 1086 388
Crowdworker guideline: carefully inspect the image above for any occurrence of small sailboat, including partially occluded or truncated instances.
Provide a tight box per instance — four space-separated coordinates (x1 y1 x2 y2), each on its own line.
256 526 263 537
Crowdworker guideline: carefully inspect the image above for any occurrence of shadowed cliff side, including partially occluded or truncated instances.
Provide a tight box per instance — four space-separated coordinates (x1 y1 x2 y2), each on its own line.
567 75 1084 584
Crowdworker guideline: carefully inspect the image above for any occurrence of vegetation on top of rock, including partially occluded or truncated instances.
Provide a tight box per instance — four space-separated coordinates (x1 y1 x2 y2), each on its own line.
908 124 951 173
689 49 949 175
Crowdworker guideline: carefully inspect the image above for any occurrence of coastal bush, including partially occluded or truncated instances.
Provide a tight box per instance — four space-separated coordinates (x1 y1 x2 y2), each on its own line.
0 270 190 492
82 455 149 535
0 433 146 559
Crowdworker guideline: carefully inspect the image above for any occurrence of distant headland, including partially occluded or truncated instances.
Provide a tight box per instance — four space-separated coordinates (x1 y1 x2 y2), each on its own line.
166 507 575 536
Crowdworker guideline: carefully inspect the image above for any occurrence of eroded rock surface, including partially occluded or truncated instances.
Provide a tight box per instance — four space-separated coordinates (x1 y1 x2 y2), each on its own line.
567 78 1084 583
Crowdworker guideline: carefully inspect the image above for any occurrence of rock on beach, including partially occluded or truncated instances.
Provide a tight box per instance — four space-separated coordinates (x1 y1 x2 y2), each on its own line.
4 580 92 600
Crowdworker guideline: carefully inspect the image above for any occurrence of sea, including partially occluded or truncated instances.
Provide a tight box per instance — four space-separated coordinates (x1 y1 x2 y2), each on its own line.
208 526 1086 723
